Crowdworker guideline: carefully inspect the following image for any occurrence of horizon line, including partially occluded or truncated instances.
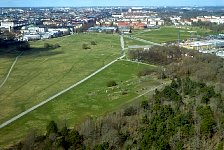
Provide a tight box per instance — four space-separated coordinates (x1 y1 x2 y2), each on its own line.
1 5 224 8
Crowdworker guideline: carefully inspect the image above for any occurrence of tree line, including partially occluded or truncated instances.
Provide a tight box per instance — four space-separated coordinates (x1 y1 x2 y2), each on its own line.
128 46 224 84
192 21 224 33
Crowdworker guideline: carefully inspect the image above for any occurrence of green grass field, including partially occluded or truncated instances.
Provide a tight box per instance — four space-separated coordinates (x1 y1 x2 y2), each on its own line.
124 37 149 46
0 33 121 124
133 26 212 43
0 60 164 147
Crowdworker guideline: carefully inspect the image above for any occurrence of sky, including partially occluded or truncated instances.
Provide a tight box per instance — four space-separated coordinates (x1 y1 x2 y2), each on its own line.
0 0 223 7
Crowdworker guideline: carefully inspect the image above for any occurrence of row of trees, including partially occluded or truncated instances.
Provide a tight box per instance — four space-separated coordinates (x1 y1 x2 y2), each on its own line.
128 46 224 84
128 46 188 65
0 40 30 51
14 121 84 150
192 21 224 33
167 51 224 83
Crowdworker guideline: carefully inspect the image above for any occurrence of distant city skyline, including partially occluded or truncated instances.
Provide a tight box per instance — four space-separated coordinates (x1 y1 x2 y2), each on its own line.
0 0 224 7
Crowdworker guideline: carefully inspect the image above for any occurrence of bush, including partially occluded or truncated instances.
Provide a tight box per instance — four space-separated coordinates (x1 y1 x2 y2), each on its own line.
82 43 91 49
44 43 50 48
123 106 137 116
17 42 30 51
141 100 150 110
46 121 58 136
137 68 154 77
53 43 60 48
201 95 210 104
107 80 117 87
91 41 97 45
44 43 60 49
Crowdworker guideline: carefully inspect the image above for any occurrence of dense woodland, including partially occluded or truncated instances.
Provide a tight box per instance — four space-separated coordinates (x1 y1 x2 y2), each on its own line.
128 46 224 84
7 46 224 149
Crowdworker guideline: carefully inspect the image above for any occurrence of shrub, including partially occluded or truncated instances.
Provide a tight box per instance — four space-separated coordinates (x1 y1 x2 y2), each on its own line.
44 43 50 48
122 91 128 95
107 80 117 87
82 43 90 49
46 121 58 136
91 41 97 45
44 43 60 49
201 95 210 104
123 106 137 116
53 43 60 48
141 100 150 110
17 42 30 51
137 68 155 77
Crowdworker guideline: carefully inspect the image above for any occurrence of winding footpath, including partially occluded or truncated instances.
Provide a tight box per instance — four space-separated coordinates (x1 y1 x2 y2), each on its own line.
0 52 23 89
0 36 125 129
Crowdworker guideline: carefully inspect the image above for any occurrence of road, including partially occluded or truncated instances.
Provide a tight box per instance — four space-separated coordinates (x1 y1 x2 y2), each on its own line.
0 55 125 129
0 52 23 89
123 35 162 46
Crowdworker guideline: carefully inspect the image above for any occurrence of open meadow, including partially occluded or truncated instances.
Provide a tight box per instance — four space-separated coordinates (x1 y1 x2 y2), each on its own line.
0 33 121 124
0 60 165 146
124 37 149 46
133 26 213 43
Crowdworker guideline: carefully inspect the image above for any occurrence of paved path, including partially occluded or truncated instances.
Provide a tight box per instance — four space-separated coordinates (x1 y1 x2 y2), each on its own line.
123 35 162 46
0 55 125 129
0 52 23 89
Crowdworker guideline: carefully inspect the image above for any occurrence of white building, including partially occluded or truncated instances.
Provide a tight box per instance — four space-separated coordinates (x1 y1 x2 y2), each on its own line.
23 34 41 41
0 21 15 31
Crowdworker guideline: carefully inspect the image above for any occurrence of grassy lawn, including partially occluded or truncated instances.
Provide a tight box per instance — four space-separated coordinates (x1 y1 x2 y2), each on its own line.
0 33 121 124
124 37 149 46
134 26 213 43
0 60 164 147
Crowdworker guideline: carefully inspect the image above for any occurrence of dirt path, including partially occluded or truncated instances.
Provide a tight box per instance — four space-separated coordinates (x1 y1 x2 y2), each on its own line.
0 52 23 89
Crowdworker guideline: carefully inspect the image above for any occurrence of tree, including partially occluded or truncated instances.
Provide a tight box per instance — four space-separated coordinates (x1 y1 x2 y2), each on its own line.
197 106 216 136
46 121 58 136
17 42 30 51
123 106 137 116
65 130 84 149
93 142 109 150
141 100 150 110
